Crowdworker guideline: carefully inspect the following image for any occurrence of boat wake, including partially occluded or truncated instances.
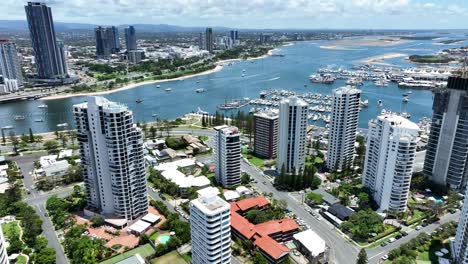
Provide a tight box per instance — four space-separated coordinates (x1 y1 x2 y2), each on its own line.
267 77 280 81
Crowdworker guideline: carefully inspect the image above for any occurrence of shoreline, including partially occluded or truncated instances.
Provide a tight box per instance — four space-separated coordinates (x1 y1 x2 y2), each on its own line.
40 65 225 100
357 53 407 66
40 46 284 101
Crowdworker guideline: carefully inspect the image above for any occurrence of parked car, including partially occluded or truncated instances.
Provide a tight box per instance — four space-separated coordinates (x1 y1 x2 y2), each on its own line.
389 237 396 243
381 255 389 260
416 225 423 230
380 242 388 247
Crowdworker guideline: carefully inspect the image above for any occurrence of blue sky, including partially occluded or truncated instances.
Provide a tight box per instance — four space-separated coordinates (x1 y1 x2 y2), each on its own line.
4 0 468 29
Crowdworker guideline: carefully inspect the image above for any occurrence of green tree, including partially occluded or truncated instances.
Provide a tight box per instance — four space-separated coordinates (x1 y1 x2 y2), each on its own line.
43 140 60 154
35 247 56 264
9 132 19 155
90 215 105 227
29 128 35 143
358 192 370 209
357 249 368 264
241 173 251 185
252 250 268 264
306 192 323 205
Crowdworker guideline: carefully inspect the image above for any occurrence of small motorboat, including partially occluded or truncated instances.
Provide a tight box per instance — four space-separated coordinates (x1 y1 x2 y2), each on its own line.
136 98 144 103
14 115 25 121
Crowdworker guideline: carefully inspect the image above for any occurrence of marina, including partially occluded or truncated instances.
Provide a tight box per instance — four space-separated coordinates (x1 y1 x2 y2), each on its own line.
1 35 466 134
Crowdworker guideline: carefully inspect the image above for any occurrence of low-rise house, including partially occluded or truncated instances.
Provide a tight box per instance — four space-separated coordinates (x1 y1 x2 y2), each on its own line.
321 204 355 226
293 229 329 263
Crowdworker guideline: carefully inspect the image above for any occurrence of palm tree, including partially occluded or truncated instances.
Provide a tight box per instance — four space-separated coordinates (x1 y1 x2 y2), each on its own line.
427 200 444 219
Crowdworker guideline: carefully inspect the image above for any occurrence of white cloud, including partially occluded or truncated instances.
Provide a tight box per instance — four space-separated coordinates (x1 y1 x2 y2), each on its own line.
1 0 467 28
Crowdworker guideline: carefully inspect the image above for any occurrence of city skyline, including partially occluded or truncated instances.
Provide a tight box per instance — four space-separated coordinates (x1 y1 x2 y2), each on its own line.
1 0 468 30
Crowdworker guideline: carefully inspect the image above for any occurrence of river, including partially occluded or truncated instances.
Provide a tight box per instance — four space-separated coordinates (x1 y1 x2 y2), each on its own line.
2 32 468 134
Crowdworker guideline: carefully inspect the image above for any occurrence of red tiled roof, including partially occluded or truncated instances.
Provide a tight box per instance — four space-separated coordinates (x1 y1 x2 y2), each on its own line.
233 196 270 212
255 218 299 236
230 197 298 261
231 211 256 239
254 235 291 260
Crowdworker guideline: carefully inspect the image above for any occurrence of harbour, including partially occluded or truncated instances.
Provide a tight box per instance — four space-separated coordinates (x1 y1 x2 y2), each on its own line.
1 34 467 134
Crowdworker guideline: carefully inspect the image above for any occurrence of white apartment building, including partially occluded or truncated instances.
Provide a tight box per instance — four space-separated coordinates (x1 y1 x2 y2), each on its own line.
74 96 148 221
453 186 468 263
362 114 419 212
277 96 308 175
190 193 231 264
214 125 241 187
327 86 361 171
0 39 23 87
0 225 8 264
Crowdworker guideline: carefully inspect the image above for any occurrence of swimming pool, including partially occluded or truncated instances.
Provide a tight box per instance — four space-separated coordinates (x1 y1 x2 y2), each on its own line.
158 235 171 244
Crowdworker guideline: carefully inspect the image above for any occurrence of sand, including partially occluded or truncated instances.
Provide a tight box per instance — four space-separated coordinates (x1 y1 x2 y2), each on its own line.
319 45 362 51
334 38 410 47
358 53 408 66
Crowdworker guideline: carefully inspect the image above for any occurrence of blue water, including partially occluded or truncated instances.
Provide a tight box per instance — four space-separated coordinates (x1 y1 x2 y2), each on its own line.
157 234 171 244
2 32 468 134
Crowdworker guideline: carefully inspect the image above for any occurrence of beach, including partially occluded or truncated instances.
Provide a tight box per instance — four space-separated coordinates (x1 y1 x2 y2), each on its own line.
358 53 407 66
40 65 225 100
335 38 410 47
319 45 362 51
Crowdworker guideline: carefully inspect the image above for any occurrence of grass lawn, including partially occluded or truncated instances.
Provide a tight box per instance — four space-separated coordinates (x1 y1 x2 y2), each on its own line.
100 244 156 264
416 240 450 263
1 221 20 238
181 253 192 263
243 153 264 167
149 231 160 241
16 255 27 264
367 232 400 249
151 250 187 264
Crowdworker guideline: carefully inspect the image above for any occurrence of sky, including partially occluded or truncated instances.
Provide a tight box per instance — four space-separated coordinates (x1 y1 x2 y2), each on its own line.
3 0 468 29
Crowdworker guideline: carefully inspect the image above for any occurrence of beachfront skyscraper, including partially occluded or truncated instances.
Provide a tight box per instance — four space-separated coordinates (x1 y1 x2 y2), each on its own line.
254 109 279 159
74 97 148 221
327 86 361 171
230 30 239 46
277 96 308 175
25 2 67 79
205 28 213 53
0 39 23 86
124 26 137 51
190 192 231 264
362 114 419 212
423 76 468 191
0 225 8 264
214 125 241 187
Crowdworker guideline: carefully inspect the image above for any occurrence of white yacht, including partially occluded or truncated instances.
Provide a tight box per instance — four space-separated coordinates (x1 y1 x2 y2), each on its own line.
165 88 172 92
37 104 48 108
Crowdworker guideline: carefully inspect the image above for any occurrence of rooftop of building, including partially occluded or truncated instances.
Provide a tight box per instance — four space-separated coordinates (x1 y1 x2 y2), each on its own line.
293 229 327 257
281 96 308 107
254 108 279 119
214 125 240 135
333 85 361 95
230 197 299 261
74 96 129 113
230 196 270 212
327 204 355 221
376 113 420 131
447 75 468 91
191 193 230 215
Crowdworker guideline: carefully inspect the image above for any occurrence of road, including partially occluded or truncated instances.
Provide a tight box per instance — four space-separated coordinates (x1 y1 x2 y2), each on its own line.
367 211 460 263
13 154 73 264
240 160 359 264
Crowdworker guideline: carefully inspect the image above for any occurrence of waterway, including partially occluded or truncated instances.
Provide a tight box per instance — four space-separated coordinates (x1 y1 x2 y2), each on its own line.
2 32 468 134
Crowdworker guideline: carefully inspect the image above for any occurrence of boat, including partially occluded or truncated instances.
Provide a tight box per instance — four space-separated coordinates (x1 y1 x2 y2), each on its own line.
378 100 383 107
196 88 205 93
374 78 388 87
242 74 245 77
152 114 158 117
346 77 363 86
217 99 250 110
401 112 411 119
360 99 369 107
37 104 48 108
156 85 161 88
57 123 68 127
242 69 246 72
408 91 413 94
1 126 13 130
309 74 335 84
14 115 25 121
259 91 268 99
403 96 409 103
165 88 172 92
136 99 144 103
34 119 44 122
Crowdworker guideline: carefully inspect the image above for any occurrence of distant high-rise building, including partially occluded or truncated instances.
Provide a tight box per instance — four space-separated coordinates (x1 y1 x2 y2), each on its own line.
277 96 308 175
0 225 8 264
214 125 241 187
74 97 148 221
424 76 468 191
190 192 231 264
254 109 279 159
327 86 361 171
124 26 137 51
453 186 468 263
198 32 204 50
95 26 120 57
205 28 213 53
0 39 23 86
127 50 145 64
230 30 239 46
25 2 67 79
56 40 68 75
362 114 419 212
